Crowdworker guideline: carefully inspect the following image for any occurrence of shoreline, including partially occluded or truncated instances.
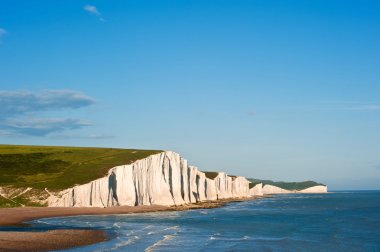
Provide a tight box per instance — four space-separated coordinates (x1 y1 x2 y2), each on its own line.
0 196 264 251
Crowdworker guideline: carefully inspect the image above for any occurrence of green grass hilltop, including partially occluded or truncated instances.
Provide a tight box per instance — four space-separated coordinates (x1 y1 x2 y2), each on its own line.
0 145 162 207
0 145 162 189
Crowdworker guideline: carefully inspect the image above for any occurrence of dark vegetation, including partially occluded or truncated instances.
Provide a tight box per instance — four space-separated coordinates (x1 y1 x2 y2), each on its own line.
0 145 162 190
248 178 324 191
204 171 219 179
0 196 19 207
0 195 43 208
204 171 238 180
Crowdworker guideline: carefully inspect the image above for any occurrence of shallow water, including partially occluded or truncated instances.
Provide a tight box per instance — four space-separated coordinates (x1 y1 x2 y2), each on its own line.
10 191 380 251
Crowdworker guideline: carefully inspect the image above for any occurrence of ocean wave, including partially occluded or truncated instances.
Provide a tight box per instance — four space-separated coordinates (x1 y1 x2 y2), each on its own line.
163 226 179 231
107 235 141 251
142 225 154 230
146 225 179 235
145 234 177 252
209 236 301 242
34 220 52 225
209 235 250 241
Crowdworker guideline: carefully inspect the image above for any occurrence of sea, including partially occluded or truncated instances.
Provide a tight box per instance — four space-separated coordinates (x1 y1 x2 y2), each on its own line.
6 191 380 251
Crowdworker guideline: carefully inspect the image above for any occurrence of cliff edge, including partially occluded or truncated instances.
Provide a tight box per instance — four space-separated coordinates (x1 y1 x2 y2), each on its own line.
48 151 253 207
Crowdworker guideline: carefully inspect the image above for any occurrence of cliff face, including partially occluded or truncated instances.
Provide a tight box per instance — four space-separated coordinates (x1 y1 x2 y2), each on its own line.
262 184 292 194
299 185 328 193
48 151 252 207
261 184 328 194
48 151 328 207
249 183 263 196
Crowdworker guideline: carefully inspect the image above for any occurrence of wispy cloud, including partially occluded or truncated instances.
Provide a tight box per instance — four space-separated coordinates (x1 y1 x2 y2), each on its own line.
85 134 114 139
0 89 96 137
350 105 380 111
2 118 91 136
319 101 380 112
248 111 256 117
52 133 114 139
0 90 95 117
84 5 105 21
0 28 7 43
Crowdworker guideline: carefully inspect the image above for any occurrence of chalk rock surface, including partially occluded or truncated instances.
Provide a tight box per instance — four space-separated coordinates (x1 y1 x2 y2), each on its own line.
262 184 328 195
299 185 328 193
249 183 263 196
262 184 292 194
48 151 251 207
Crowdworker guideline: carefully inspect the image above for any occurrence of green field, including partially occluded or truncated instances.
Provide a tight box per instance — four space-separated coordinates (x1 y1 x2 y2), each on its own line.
248 178 324 191
0 144 162 190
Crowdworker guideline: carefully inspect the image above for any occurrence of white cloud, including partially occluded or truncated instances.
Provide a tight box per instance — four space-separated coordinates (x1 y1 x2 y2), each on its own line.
84 5 104 21
0 89 96 137
84 5 101 16
2 118 91 136
0 89 95 117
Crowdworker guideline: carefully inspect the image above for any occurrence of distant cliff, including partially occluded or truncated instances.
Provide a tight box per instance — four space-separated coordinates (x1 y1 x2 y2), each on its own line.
248 178 326 191
247 183 327 196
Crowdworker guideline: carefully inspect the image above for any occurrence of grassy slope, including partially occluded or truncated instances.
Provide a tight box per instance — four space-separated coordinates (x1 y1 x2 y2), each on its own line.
248 178 325 191
0 145 162 190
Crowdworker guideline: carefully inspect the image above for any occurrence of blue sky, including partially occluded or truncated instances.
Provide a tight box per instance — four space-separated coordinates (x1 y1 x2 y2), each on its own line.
0 0 380 190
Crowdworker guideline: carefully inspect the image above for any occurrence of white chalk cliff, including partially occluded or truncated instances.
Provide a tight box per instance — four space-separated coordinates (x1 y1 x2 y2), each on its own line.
48 151 327 207
260 184 328 195
48 151 254 207
299 185 328 193
262 184 292 194
249 183 263 196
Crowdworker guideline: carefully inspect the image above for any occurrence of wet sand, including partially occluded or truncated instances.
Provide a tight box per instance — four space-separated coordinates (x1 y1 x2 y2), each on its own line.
0 205 173 226
0 205 174 251
0 229 107 252
0 197 260 251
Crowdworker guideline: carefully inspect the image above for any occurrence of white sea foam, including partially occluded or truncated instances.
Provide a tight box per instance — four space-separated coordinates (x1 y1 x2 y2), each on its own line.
145 234 177 252
209 235 250 241
146 225 180 235
34 220 51 225
108 235 140 250
163 226 179 231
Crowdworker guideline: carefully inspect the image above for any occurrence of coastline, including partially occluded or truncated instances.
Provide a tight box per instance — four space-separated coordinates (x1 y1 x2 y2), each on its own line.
0 196 264 252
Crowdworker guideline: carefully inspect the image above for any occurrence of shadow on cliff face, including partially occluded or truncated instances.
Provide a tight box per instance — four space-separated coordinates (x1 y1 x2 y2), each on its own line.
108 172 118 204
